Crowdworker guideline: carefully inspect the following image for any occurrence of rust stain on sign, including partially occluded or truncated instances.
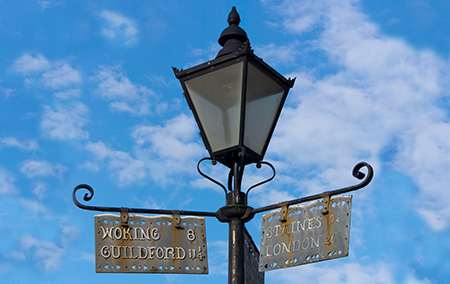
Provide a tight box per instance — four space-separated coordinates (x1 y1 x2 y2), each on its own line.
95 214 208 274
259 196 352 272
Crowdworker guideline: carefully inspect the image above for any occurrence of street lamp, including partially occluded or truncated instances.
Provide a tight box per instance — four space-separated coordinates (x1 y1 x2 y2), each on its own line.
173 7 295 169
73 6 373 284
173 7 294 284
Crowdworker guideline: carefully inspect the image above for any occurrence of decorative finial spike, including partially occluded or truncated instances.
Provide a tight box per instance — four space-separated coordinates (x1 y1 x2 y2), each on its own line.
217 6 248 57
228 7 240 26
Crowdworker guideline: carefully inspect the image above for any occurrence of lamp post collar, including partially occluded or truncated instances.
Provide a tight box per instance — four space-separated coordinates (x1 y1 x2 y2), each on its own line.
217 7 249 58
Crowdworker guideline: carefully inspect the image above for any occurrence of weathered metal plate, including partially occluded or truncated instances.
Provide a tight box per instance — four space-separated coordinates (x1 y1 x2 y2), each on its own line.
259 196 352 272
95 214 208 274
244 227 264 284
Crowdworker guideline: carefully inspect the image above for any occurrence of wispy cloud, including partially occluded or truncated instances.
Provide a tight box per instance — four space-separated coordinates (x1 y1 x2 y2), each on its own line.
32 182 47 198
91 65 158 115
0 168 18 194
131 114 204 183
41 102 89 141
264 0 450 230
20 160 68 178
53 89 81 100
86 141 147 186
254 41 302 67
18 235 64 272
100 10 139 46
84 115 202 186
37 0 62 11
42 63 81 89
12 53 51 75
12 53 81 90
18 198 52 218
132 114 202 162
1 137 38 151
267 261 429 284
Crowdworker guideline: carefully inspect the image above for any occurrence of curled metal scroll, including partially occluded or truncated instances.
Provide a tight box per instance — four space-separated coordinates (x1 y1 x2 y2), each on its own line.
73 184 97 211
197 157 228 194
336 161 374 194
246 161 276 195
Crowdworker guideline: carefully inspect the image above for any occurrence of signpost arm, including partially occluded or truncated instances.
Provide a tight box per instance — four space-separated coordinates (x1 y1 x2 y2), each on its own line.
252 162 373 215
72 184 217 217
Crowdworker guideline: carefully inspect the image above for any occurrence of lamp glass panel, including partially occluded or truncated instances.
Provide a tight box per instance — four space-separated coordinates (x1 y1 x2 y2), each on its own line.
185 62 244 153
244 62 286 156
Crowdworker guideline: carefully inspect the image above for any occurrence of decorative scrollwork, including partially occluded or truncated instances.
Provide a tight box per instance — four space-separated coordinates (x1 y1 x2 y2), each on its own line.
197 157 228 194
333 161 374 195
72 184 103 211
246 161 276 195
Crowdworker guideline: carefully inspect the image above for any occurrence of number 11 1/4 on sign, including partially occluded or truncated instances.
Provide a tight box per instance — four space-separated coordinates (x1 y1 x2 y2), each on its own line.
94 214 208 274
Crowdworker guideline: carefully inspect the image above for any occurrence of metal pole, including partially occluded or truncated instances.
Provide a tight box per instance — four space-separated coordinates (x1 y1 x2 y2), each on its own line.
229 217 245 284
228 160 246 284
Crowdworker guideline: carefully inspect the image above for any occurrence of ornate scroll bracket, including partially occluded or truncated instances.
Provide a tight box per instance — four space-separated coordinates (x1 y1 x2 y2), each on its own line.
73 162 373 220
197 157 276 195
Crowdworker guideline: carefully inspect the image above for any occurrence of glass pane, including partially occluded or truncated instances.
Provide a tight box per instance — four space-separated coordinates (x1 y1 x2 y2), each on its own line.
244 62 286 156
185 62 244 153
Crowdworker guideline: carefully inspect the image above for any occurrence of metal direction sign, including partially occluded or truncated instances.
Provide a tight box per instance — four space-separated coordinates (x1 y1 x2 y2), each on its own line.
244 228 264 284
259 196 352 272
95 214 208 274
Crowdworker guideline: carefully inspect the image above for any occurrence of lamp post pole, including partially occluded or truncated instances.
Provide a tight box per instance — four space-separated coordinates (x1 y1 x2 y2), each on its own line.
228 161 246 284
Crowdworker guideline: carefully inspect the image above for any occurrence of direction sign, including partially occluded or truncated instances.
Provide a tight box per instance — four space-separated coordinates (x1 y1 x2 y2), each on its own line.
95 214 208 274
244 227 264 284
259 196 352 272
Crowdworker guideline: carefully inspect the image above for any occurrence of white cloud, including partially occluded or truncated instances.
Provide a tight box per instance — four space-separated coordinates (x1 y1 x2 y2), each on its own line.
19 235 64 272
84 115 203 186
20 160 68 178
32 182 47 198
132 114 202 161
60 224 78 247
37 0 62 11
264 0 450 230
42 63 82 89
12 53 82 90
1 137 38 151
91 65 156 115
100 10 139 46
131 114 204 183
254 42 301 67
92 65 138 100
12 53 51 74
54 88 81 99
18 198 51 219
266 261 430 284
0 168 18 194
0 84 18 100
41 102 89 141
86 141 147 186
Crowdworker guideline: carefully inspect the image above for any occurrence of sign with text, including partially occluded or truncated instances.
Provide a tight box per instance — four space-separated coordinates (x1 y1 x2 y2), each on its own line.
259 196 352 272
95 214 208 274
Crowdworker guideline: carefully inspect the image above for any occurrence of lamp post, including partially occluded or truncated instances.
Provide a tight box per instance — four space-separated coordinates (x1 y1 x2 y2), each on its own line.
73 6 374 284
173 7 294 284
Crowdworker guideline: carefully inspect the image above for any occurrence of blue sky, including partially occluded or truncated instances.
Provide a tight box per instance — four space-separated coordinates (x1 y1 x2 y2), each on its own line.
1 0 450 283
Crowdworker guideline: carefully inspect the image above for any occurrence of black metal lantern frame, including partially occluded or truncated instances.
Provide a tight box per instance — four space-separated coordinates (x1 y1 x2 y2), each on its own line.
173 38 295 169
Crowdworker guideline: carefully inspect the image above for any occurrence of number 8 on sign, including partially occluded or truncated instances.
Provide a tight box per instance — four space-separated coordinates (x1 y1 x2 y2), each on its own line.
187 229 196 241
